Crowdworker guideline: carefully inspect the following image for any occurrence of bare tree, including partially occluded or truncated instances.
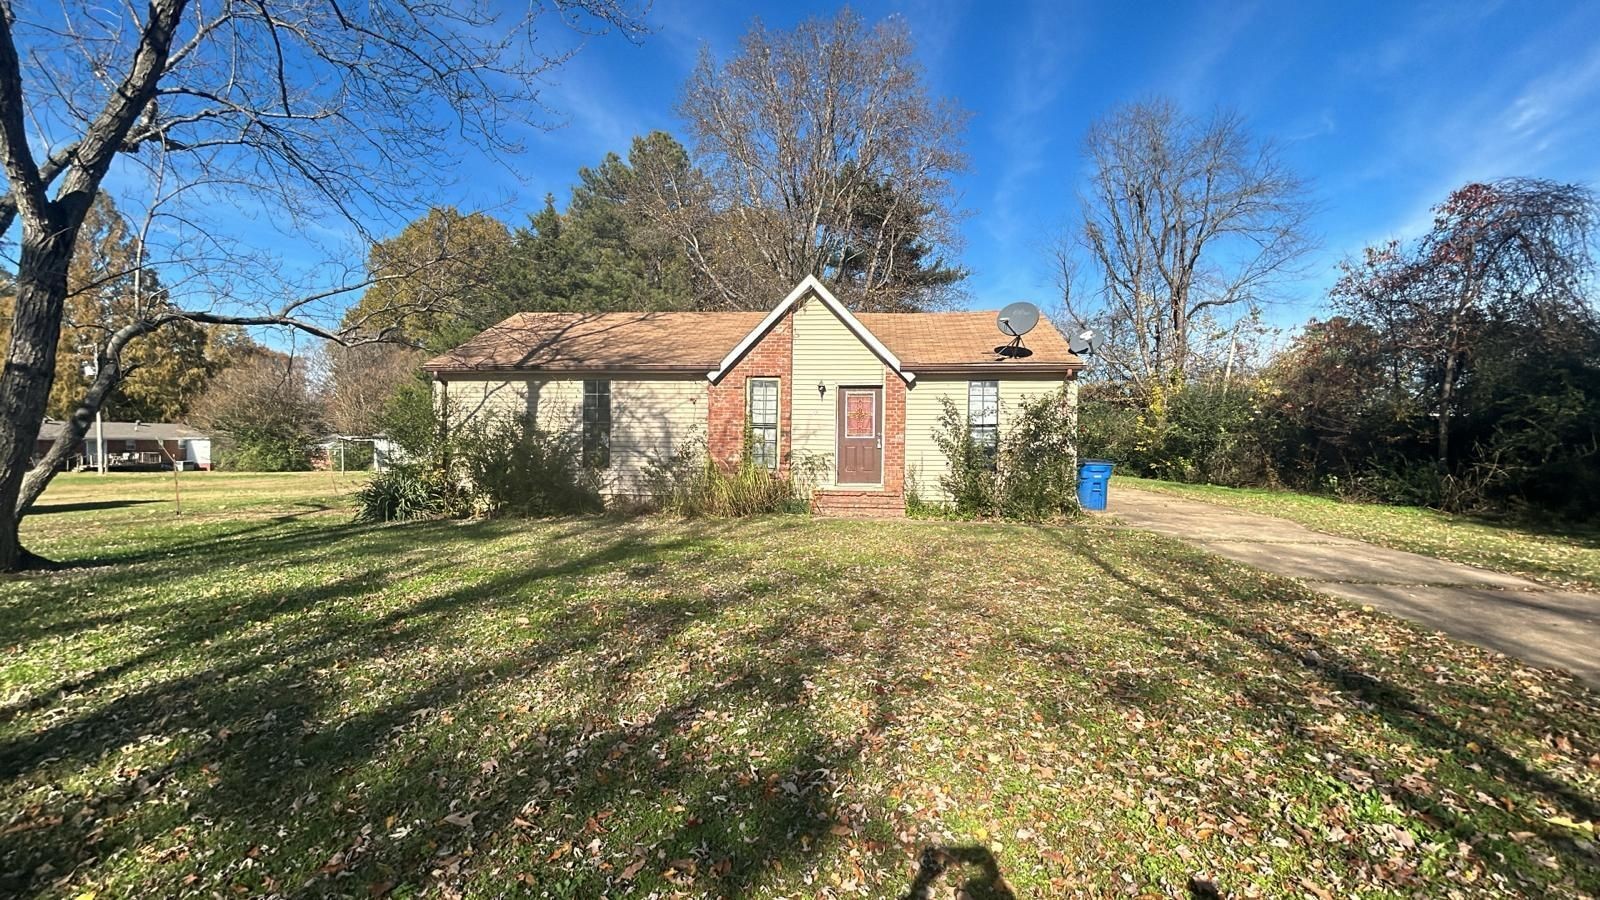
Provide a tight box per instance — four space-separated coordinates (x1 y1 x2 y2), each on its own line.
322 342 426 436
191 345 322 468
1061 99 1313 400
0 0 644 569
678 9 968 311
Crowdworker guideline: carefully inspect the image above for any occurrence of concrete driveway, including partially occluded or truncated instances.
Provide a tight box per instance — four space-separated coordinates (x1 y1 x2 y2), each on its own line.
1103 486 1600 687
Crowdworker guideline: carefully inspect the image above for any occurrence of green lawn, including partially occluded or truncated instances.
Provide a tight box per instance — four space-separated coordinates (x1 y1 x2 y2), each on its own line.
1118 476 1600 593
2 473 1598 898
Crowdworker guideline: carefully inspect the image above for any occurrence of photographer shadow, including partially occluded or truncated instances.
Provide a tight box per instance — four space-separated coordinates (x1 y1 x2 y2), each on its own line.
903 845 1224 899
904 846 1013 899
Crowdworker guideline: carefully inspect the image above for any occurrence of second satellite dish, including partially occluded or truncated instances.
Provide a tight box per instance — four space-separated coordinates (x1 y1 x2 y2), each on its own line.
1069 327 1099 356
997 301 1039 337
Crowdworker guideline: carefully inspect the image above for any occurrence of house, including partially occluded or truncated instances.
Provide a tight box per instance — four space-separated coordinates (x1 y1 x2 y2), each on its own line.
35 419 212 471
423 276 1084 515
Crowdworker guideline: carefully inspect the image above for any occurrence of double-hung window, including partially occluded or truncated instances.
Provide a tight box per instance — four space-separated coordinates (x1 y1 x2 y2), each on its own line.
968 380 999 466
582 379 611 469
747 378 779 469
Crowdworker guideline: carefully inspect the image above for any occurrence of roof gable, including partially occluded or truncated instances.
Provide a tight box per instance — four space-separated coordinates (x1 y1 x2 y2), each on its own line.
707 276 913 384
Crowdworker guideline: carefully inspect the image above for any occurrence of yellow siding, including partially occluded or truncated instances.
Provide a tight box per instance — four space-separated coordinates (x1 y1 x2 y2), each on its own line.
904 375 1072 501
439 375 706 496
790 295 888 487
610 378 707 494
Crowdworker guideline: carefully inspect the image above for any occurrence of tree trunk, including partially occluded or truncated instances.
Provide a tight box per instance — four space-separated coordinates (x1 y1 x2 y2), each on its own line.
0 230 74 571
16 352 127 515
1437 349 1456 470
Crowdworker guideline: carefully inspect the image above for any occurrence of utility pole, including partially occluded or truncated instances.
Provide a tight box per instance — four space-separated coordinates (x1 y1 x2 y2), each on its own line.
96 406 106 475
82 356 107 474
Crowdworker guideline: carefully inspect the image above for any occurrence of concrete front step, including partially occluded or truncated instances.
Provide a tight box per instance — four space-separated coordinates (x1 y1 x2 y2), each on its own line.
812 490 906 518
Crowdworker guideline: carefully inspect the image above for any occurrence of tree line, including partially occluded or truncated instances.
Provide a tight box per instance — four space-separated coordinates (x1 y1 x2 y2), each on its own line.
345 11 969 356
2 0 1595 570
0 5 968 567
1062 101 1599 519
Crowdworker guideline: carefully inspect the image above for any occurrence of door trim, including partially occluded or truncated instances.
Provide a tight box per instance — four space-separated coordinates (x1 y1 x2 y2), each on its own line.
834 385 885 486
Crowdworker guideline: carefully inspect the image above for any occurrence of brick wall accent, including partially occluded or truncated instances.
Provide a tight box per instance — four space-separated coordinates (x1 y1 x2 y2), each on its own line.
811 489 905 517
883 366 906 494
707 311 793 472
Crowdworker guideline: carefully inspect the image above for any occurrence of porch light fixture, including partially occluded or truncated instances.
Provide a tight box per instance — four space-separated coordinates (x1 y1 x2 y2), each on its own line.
817 380 826 398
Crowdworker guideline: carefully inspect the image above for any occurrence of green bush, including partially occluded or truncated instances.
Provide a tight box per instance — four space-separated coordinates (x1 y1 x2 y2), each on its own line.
377 375 443 463
214 433 313 471
354 465 456 522
350 409 602 523
925 389 1080 521
1075 395 1143 469
998 391 1081 519
1078 382 1275 489
456 418 603 517
930 398 998 517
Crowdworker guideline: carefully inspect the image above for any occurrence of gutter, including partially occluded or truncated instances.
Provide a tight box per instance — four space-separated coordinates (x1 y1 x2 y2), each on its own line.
906 361 1085 376
422 364 716 377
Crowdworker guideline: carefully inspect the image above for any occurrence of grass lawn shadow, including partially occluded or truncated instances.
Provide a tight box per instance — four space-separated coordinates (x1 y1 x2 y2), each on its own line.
1045 528 1600 895
5 486 1598 898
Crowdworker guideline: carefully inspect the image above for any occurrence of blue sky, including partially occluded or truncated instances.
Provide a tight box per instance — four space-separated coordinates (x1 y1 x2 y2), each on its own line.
438 0 1600 327
82 0 1600 339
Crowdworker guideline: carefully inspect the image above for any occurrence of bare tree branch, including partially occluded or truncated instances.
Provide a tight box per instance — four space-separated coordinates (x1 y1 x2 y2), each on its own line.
1065 99 1314 398
0 0 648 568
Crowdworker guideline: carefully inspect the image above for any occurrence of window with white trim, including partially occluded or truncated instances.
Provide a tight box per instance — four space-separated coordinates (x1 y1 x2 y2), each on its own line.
968 380 999 465
582 380 611 469
747 378 779 469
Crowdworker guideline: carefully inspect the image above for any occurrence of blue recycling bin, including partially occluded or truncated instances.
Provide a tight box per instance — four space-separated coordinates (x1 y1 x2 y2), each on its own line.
1077 459 1115 511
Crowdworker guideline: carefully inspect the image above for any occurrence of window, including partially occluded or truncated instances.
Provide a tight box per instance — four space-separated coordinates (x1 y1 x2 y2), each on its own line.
968 380 999 465
747 378 779 469
582 380 611 469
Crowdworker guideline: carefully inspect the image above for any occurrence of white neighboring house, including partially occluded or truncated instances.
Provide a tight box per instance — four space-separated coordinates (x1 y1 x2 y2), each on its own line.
34 419 213 471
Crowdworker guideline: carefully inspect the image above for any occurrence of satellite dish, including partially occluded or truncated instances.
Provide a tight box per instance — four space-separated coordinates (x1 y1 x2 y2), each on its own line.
1068 327 1099 356
997 302 1039 338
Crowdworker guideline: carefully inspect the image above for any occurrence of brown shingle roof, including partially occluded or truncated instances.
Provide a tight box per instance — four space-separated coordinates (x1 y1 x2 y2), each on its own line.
861 311 1082 373
423 312 766 373
424 308 1083 375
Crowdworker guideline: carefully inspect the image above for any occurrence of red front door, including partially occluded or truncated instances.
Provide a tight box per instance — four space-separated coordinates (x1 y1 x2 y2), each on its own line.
836 387 883 484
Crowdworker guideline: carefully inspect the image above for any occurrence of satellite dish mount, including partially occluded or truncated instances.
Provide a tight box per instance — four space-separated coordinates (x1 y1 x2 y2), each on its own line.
995 301 1040 359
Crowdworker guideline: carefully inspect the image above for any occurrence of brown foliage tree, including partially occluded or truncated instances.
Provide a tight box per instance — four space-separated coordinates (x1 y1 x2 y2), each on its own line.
39 194 216 421
343 207 514 345
1331 178 1597 468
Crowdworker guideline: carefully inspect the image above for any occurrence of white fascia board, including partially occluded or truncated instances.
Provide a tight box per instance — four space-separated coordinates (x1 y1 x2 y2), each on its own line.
707 275 914 384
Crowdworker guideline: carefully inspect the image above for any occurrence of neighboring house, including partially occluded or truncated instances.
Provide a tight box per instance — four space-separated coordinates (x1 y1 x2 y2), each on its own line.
34 419 212 471
423 276 1084 515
